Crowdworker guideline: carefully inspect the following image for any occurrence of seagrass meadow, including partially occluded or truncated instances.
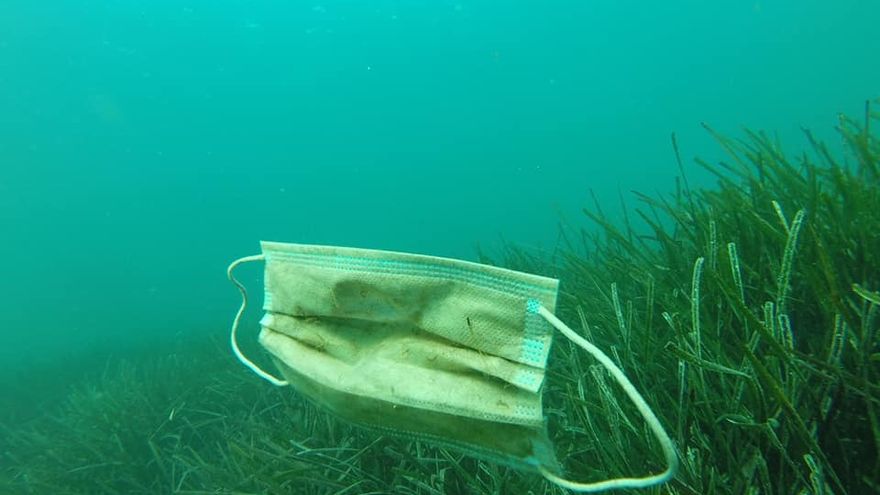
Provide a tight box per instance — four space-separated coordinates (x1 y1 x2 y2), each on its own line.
1 103 878 494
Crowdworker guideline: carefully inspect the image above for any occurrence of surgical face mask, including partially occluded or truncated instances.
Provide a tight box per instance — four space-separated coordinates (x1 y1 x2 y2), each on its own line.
228 241 677 492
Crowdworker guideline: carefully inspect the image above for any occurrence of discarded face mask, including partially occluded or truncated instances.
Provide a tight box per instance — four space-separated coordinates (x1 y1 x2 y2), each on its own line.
228 241 677 492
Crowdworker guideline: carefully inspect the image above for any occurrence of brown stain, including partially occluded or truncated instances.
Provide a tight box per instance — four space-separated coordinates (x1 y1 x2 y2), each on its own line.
329 277 455 329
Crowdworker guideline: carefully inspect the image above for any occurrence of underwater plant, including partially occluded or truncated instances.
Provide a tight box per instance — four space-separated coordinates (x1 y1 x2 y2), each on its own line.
501 99 879 494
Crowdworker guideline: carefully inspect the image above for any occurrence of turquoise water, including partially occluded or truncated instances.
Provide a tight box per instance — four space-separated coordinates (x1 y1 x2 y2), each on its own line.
1 1 877 404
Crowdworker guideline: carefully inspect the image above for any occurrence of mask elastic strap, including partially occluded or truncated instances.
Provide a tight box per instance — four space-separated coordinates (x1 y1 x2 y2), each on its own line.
227 254 289 386
536 305 678 492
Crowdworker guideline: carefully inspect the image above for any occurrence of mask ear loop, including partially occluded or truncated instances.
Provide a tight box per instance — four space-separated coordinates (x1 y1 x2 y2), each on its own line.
227 254 289 386
536 305 678 492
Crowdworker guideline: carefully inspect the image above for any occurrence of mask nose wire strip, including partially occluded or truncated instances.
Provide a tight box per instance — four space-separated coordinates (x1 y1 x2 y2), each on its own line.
227 254 289 386
536 305 678 492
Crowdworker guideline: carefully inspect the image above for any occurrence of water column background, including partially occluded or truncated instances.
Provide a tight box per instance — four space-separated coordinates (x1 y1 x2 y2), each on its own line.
0 1 877 376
